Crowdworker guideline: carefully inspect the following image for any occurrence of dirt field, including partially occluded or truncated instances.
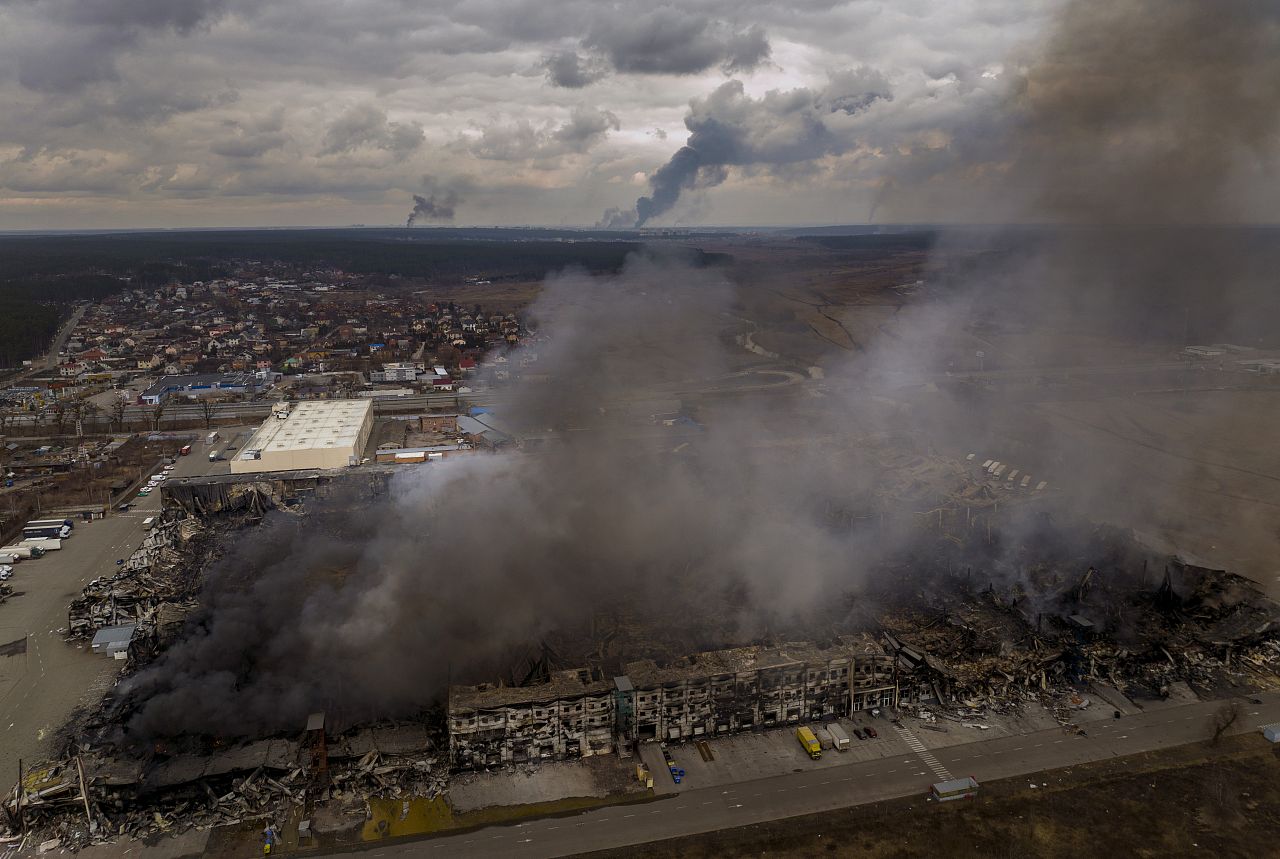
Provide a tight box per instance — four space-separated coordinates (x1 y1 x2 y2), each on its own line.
581 734 1280 859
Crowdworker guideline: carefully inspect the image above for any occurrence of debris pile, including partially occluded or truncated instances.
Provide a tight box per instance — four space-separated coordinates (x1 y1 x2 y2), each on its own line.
65 519 206 640
882 554 1280 720
0 722 446 848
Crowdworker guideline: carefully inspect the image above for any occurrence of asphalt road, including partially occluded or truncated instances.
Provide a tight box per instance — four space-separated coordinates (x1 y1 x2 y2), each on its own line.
0 449 215 780
1 303 89 386
352 693 1280 859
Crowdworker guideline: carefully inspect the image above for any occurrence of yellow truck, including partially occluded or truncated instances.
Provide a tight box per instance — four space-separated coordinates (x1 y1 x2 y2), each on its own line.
796 726 822 759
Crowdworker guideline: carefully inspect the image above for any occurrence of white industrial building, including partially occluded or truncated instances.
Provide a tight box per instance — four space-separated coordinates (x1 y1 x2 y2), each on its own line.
230 399 374 474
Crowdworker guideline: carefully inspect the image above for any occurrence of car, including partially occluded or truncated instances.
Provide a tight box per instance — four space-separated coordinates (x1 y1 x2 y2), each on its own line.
851 727 865 740
0 571 12 581
863 726 878 739
137 489 151 496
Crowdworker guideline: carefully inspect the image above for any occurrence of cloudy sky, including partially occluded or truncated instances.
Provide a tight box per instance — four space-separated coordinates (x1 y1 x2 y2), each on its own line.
0 0 1273 229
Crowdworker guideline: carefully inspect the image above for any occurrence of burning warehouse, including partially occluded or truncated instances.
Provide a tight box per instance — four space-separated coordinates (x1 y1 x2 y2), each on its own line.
447 635 897 769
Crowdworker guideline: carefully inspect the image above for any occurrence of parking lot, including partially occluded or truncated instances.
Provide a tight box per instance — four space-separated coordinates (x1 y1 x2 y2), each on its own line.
637 696 1140 796
0 435 232 778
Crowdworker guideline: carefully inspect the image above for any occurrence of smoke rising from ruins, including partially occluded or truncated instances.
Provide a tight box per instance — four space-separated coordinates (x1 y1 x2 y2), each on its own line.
124 252 917 737
123 0 1280 739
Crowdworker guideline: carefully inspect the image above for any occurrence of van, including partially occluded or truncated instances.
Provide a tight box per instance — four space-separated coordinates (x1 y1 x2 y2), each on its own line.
142 517 156 530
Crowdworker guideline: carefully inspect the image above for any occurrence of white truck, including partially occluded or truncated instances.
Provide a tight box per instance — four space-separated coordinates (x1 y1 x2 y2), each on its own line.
0 553 18 565
21 537 61 551
826 723 852 751
1 545 44 559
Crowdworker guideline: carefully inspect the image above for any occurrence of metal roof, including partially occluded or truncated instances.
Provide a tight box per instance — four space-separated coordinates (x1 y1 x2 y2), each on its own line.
239 399 372 456
91 624 137 652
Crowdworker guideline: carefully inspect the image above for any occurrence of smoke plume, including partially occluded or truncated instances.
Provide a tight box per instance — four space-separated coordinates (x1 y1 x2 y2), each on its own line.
610 70 892 227
123 251 916 737
121 0 1280 740
859 0 1280 592
406 190 459 227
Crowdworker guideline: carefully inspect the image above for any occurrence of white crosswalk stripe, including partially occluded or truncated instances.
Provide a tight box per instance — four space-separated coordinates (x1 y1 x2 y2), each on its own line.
895 723 953 780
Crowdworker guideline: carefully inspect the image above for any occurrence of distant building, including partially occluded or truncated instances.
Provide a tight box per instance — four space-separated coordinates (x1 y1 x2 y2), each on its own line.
370 362 419 383
230 399 374 473
140 373 262 405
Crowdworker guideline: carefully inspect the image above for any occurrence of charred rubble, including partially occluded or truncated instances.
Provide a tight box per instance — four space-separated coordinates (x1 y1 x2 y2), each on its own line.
6 499 1280 848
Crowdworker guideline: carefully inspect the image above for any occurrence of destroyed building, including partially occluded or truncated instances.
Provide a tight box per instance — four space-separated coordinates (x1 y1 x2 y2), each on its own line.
447 635 897 769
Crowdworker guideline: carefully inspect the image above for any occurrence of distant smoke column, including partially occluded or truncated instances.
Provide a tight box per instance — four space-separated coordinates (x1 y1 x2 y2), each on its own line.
634 147 704 227
406 192 459 227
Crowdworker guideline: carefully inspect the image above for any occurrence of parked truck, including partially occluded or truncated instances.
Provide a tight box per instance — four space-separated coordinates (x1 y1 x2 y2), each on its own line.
826 723 851 751
1 545 45 559
0 553 19 566
21 537 61 551
796 726 822 760
23 519 72 540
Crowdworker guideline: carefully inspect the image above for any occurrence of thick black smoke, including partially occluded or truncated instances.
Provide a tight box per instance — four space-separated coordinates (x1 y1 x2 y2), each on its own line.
406 191 458 227
122 0 1280 739
123 252 910 737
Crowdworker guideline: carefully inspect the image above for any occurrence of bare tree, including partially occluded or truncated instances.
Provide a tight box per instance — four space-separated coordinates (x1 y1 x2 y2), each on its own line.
150 401 166 431
109 397 127 432
79 401 102 436
1210 700 1241 745
50 400 67 435
198 397 216 429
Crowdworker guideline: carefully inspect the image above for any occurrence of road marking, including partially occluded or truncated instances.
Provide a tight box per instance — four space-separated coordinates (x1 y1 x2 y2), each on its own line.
895 723 953 780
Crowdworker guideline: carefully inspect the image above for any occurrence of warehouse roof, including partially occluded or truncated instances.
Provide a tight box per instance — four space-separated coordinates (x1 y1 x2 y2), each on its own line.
238 399 372 458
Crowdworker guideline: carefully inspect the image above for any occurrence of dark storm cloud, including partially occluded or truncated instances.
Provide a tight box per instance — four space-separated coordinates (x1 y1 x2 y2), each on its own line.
14 0 1265 227
320 104 425 156
59 0 231 33
542 50 608 88
9 0 231 93
585 9 769 76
